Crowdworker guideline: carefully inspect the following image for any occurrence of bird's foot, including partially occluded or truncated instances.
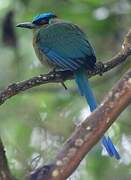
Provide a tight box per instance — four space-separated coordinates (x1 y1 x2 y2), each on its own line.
96 61 105 76
49 68 68 90
61 82 68 90
49 67 57 74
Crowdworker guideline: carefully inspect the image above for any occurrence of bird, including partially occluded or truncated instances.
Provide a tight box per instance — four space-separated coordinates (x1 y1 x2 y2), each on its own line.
16 12 120 160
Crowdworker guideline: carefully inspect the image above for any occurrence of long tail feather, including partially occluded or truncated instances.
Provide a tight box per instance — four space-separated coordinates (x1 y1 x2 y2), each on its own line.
74 70 120 160
74 71 97 111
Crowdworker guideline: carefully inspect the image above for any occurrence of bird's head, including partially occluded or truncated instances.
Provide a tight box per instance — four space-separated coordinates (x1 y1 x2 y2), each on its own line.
16 12 57 29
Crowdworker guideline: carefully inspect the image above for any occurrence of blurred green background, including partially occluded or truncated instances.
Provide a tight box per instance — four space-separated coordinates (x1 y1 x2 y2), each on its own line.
0 0 131 179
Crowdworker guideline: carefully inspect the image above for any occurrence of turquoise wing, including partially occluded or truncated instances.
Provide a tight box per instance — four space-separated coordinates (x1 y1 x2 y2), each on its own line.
36 22 96 71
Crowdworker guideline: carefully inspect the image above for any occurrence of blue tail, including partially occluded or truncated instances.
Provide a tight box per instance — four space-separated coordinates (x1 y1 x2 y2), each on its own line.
74 70 120 160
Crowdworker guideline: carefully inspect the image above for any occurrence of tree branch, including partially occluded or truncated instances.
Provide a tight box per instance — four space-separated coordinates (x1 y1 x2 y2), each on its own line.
0 138 17 180
0 29 130 180
0 29 131 106
26 68 131 180
24 29 131 180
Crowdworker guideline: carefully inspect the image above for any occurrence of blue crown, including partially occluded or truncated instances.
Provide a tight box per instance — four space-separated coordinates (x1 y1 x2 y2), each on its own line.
32 12 57 24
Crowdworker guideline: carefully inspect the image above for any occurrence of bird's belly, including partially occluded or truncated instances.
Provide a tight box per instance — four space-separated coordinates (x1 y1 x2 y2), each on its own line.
33 43 55 70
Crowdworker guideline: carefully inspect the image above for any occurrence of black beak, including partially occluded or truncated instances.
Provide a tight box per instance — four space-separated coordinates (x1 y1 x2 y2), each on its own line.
16 22 36 29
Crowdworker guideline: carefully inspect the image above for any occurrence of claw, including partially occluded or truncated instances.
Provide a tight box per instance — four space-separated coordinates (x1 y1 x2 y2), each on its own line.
61 82 68 90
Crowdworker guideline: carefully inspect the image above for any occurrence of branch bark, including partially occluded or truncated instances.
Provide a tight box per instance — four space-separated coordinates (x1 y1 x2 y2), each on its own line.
26 69 131 180
0 29 131 106
0 29 130 180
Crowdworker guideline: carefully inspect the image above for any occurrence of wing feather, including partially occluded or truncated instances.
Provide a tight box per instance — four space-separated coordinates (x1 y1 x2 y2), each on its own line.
36 22 96 71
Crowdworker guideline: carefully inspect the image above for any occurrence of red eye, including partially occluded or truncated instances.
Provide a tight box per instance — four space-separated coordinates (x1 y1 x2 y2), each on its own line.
39 20 48 25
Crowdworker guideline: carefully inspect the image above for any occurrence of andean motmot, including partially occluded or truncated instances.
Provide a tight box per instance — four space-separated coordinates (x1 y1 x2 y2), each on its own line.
16 12 120 160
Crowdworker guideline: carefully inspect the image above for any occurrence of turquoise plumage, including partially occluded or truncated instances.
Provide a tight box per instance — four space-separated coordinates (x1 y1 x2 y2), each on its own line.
16 12 120 160
34 22 96 71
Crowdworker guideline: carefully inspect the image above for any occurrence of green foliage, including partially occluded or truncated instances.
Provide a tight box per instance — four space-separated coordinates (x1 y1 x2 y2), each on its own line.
0 0 131 179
